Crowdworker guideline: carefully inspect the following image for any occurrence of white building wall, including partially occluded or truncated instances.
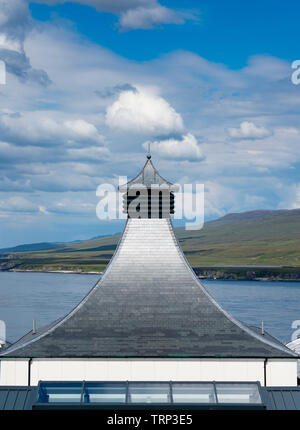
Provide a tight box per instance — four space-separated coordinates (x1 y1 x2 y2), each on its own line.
30 358 266 385
1 358 297 387
266 359 298 386
0 359 29 386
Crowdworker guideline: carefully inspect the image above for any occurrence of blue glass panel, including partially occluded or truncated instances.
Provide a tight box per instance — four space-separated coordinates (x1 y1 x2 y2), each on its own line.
128 383 171 404
83 383 127 403
172 383 216 404
37 382 82 403
215 383 262 404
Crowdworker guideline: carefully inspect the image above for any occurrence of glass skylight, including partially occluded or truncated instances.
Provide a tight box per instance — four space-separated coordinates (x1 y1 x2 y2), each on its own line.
36 381 263 406
215 383 262 404
172 383 216 404
37 382 82 403
128 383 171 404
83 382 127 403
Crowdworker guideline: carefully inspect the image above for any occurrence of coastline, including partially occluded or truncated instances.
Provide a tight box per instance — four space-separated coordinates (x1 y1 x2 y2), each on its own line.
3 269 104 275
194 266 300 282
2 267 300 281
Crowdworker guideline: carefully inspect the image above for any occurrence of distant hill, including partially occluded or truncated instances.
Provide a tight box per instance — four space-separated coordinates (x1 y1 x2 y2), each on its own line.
176 208 300 266
0 242 65 254
208 209 293 225
1 208 300 272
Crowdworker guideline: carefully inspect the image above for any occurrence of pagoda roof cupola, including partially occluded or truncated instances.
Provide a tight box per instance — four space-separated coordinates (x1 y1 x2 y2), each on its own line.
119 155 179 219
119 155 179 192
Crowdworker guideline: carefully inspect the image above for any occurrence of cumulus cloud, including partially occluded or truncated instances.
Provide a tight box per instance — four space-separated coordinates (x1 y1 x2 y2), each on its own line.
228 121 272 140
0 0 51 84
144 133 203 161
1 8 300 245
106 87 184 135
64 119 105 144
32 0 196 30
0 111 105 146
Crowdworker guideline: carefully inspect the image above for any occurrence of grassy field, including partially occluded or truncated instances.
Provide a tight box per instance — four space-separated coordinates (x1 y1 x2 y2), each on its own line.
1 208 300 273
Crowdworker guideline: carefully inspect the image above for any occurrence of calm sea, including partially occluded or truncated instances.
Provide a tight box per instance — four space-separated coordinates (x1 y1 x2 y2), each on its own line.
0 272 299 345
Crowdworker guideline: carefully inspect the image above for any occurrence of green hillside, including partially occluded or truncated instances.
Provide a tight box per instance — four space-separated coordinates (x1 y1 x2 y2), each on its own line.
177 209 300 267
1 209 300 273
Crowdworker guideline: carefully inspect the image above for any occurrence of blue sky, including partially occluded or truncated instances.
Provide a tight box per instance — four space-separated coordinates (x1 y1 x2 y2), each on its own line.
29 0 300 66
0 0 300 247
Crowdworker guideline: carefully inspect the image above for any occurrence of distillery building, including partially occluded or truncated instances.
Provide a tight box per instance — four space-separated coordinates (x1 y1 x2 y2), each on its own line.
0 155 298 406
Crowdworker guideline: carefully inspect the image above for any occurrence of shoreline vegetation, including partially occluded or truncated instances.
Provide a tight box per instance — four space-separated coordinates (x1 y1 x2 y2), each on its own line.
2 266 300 282
1 209 300 281
194 266 300 282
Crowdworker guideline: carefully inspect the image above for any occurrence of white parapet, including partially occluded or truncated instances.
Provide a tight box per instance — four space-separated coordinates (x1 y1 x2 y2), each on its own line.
266 359 298 386
0 358 29 386
1 358 297 387
30 358 264 385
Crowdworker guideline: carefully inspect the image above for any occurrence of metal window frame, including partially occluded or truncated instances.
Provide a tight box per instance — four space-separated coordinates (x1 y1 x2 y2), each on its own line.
34 380 266 410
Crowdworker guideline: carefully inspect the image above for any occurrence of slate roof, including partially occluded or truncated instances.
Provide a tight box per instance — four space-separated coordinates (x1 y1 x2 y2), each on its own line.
119 156 179 191
1 158 297 359
1 218 296 358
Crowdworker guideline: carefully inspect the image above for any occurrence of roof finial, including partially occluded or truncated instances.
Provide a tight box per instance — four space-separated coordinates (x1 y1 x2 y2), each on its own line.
147 142 151 159
32 319 37 335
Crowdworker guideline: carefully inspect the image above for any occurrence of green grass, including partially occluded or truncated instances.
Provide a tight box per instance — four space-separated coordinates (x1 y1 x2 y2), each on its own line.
2 209 300 272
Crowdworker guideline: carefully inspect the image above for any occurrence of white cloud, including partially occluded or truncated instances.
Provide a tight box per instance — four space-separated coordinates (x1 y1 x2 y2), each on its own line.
64 119 104 144
32 0 148 13
279 183 300 210
291 186 300 210
204 182 235 218
38 205 49 214
67 146 109 161
51 197 95 215
228 121 272 140
106 87 184 135
120 5 184 30
0 0 30 42
203 181 269 218
0 112 105 146
243 55 290 82
0 33 22 52
31 0 192 30
0 0 50 84
1 8 300 244
0 196 37 213
144 133 203 161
